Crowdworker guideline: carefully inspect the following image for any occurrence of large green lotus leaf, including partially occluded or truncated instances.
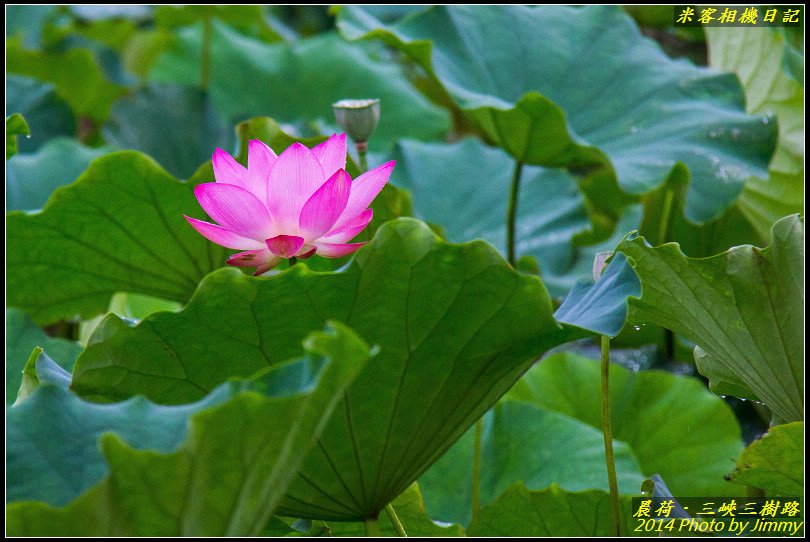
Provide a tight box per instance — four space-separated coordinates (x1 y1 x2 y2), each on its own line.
8 372 234 507
6 150 231 325
103 83 232 179
467 483 636 537
7 323 371 536
6 75 75 154
233 116 333 162
8 324 368 506
6 5 60 47
419 399 646 527
707 27 804 241
149 22 450 151
6 37 126 123
154 5 284 43
70 218 605 520
5 309 82 405
7 137 112 211
337 5 776 223
6 113 29 159
507 353 744 497
374 138 642 326
707 27 803 177
727 422 804 496
738 170 805 244
617 215 804 424
390 138 617 298
51 18 140 66
69 5 152 22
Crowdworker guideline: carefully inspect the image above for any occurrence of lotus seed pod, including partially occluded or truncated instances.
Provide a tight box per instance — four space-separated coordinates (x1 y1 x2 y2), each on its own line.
332 99 381 143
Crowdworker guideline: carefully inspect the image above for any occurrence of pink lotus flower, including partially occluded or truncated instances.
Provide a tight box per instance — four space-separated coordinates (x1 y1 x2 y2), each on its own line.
185 133 394 275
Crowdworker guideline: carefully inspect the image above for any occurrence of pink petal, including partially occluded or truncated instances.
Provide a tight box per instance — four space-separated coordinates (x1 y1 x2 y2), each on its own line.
266 143 326 232
227 249 281 275
194 183 273 241
299 169 351 239
266 234 305 258
311 133 347 178
184 216 266 250
321 208 374 243
246 140 277 203
212 148 248 190
313 241 366 258
333 160 394 230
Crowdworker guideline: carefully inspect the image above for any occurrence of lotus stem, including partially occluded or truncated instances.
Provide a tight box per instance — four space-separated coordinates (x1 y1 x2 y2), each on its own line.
506 161 524 266
657 189 674 246
200 15 212 91
601 335 622 536
385 503 408 537
471 417 483 524
357 141 368 173
657 189 676 362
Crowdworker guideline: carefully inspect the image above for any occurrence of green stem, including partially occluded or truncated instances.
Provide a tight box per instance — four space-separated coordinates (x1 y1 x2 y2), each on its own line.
288 257 297 267
384 503 408 537
657 189 675 247
364 515 381 537
657 189 675 361
506 161 524 266
601 335 622 536
471 417 483 524
200 15 212 90
357 141 368 173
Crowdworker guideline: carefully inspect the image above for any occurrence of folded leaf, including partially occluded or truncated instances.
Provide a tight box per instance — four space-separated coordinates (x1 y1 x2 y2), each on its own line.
6 309 81 405
617 215 804 424
6 113 30 159
555 253 640 337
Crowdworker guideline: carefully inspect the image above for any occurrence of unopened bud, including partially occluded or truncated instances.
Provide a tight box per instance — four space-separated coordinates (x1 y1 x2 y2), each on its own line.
332 99 380 143
592 251 612 282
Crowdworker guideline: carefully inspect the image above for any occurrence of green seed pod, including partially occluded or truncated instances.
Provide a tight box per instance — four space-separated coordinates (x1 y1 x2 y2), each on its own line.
332 99 381 143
